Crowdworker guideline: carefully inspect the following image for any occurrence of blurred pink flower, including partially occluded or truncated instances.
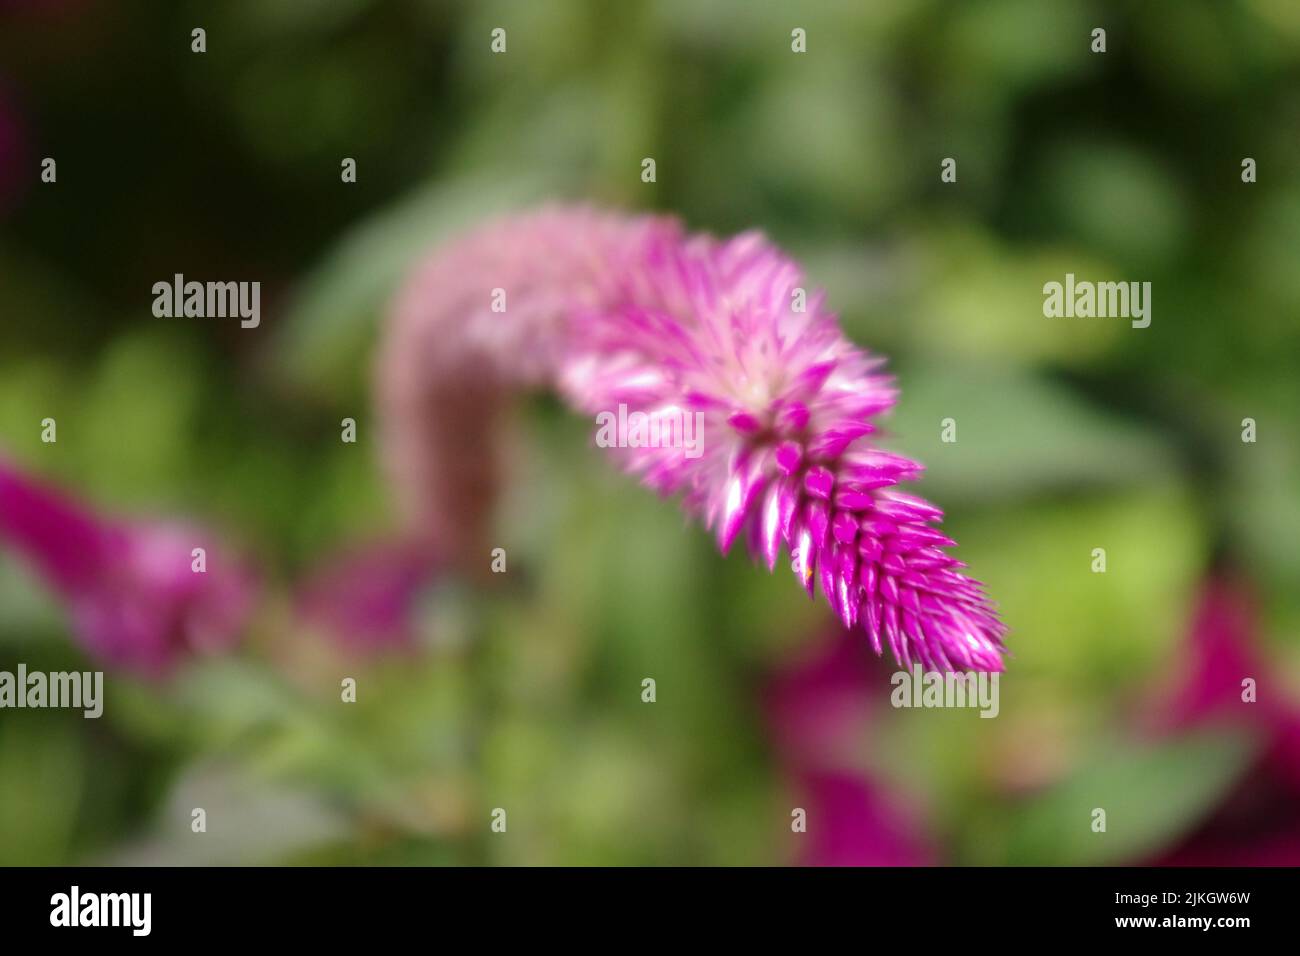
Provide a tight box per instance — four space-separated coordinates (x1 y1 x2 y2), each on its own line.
295 540 436 654
792 770 937 867
1149 573 1300 865
380 206 1005 671
378 207 669 565
1156 574 1300 787
766 627 882 764
766 630 936 866
0 459 256 676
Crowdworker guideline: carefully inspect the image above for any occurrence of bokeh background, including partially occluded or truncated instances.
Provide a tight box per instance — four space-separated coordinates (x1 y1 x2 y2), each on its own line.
2 0 1299 866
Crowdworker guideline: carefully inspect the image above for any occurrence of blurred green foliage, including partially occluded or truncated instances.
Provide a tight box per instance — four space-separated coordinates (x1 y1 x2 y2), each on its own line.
1 0 1298 865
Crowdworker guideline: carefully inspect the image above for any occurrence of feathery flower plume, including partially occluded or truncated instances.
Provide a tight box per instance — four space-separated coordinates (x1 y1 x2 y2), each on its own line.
379 208 674 563
379 206 1005 671
0 459 255 676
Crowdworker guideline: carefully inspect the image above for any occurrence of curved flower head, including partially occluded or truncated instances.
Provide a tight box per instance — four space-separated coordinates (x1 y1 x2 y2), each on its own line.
0 459 255 676
380 206 1006 671
561 226 1006 671
377 207 676 563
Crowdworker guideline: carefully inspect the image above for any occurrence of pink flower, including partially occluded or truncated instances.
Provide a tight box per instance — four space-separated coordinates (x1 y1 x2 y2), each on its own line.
0 459 255 676
295 540 437 654
1148 573 1300 865
765 629 936 866
791 771 937 867
765 626 883 764
1154 574 1300 787
378 207 672 563
379 206 1006 671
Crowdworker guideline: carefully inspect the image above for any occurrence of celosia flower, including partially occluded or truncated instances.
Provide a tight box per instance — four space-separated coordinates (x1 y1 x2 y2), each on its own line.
380 206 1006 671
0 459 255 676
379 207 670 564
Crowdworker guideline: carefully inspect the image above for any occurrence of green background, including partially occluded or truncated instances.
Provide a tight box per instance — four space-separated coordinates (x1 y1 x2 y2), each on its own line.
1 0 1298 865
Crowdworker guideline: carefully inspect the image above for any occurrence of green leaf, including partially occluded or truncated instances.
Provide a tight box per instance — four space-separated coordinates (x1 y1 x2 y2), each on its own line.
880 363 1178 504
951 489 1205 692
982 729 1256 865
0 719 83 864
273 173 563 402
97 761 348 866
